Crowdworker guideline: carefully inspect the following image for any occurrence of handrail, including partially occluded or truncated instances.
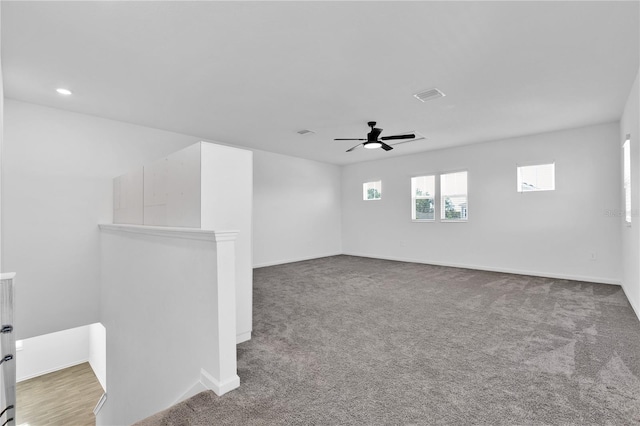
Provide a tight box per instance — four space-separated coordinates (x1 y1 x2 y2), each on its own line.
0 274 16 426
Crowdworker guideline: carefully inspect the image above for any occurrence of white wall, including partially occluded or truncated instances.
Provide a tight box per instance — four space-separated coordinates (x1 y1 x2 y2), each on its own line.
621 70 640 318
2 100 199 339
143 143 202 228
15 322 106 388
89 322 107 391
2 100 344 339
0 11 6 411
200 142 253 341
0 9 4 278
16 325 89 382
342 122 622 284
112 142 255 341
98 227 228 425
253 149 342 267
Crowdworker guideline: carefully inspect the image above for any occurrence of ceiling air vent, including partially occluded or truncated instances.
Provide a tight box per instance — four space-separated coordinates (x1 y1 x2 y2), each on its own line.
413 88 446 102
297 129 315 135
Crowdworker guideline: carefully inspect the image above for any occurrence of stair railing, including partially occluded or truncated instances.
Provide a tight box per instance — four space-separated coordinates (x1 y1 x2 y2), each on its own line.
0 273 16 426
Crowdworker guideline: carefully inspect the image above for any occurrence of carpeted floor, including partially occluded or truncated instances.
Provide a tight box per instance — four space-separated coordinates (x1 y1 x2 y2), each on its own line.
136 255 640 425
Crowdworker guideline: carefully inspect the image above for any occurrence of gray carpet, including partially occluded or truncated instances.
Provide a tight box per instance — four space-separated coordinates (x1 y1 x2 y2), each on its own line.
136 255 640 425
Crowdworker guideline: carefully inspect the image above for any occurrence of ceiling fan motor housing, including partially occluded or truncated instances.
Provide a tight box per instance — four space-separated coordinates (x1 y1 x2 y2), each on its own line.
368 127 382 141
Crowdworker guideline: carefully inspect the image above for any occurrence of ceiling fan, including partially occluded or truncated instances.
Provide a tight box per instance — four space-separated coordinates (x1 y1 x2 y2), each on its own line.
335 121 420 152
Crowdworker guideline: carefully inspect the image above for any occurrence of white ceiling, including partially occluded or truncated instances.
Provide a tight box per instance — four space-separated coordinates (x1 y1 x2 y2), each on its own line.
2 1 639 165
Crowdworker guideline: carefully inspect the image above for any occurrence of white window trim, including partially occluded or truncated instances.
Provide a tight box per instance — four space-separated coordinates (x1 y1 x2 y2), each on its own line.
623 136 631 225
411 174 436 222
440 170 469 222
363 180 382 201
516 162 556 193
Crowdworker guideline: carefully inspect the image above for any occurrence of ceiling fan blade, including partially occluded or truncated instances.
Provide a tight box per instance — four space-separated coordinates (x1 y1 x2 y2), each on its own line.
334 138 366 141
389 136 425 147
380 134 416 141
380 142 394 151
346 143 364 152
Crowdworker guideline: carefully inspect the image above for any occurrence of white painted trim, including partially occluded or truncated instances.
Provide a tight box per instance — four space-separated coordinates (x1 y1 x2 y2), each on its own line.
342 252 622 286
621 284 640 322
98 224 238 242
0 272 16 280
93 393 107 416
200 368 240 396
212 231 241 243
253 252 342 268
17 358 89 382
175 381 208 404
236 331 251 344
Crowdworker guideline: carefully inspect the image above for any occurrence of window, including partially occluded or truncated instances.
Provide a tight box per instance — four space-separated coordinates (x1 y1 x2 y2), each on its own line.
411 175 435 220
624 136 631 224
441 171 468 221
517 163 555 192
363 180 382 200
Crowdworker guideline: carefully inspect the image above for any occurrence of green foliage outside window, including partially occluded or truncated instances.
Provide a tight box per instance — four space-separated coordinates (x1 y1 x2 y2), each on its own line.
367 188 381 200
444 198 462 219
414 190 434 220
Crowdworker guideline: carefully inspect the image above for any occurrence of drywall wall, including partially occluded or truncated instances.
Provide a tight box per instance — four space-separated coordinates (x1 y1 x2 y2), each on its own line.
2 100 343 339
0 15 7 412
1 100 198 339
14 322 105 388
89 322 107 391
143 143 202 227
0 16 4 279
342 122 622 284
16 325 89 382
200 142 253 341
98 227 236 425
253 149 342 267
114 168 144 225
621 70 640 318
112 142 254 341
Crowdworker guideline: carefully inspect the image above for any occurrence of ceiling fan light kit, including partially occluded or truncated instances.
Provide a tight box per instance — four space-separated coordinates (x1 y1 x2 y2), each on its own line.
335 121 418 153
364 142 382 150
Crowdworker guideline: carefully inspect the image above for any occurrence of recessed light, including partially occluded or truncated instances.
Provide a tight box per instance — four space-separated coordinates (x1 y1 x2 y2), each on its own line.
56 88 72 96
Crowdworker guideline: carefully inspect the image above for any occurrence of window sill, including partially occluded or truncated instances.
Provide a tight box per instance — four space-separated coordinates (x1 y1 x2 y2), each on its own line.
412 219 435 223
440 219 468 223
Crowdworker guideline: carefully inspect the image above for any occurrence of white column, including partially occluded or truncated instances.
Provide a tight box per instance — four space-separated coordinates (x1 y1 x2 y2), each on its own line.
207 231 240 395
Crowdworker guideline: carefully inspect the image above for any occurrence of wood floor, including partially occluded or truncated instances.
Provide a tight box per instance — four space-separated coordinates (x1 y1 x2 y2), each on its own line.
16 362 104 426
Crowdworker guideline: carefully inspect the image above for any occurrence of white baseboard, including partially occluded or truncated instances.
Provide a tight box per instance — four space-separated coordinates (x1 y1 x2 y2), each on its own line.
17 358 89 382
200 368 240 396
342 252 622 286
253 252 342 269
621 284 640 322
176 381 209 404
93 392 107 416
236 331 251 344
175 368 240 404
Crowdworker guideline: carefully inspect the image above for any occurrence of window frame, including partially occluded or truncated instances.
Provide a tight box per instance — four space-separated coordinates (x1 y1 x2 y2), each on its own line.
516 162 556 193
411 174 436 222
362 180 382 201
439 169 469 222
623 136 631 225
